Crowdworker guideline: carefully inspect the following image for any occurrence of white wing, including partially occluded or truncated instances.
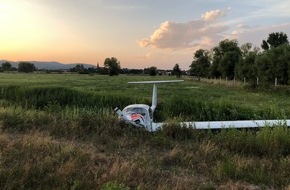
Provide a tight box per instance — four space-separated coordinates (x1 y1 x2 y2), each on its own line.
128 80 183 84
152 119 290 132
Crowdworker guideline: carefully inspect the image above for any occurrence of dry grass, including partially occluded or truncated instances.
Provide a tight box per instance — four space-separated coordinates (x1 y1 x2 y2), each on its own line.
0 74 290 189
1 126 290 189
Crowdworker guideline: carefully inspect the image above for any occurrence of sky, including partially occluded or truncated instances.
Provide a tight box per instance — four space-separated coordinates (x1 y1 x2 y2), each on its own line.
0 0 290 69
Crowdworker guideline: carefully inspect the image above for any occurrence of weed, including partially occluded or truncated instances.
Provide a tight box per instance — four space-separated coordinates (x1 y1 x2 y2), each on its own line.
0 74 290 189
102 181 130 190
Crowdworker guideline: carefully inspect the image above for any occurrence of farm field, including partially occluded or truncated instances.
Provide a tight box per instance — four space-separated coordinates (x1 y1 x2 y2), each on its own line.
0 73 290 189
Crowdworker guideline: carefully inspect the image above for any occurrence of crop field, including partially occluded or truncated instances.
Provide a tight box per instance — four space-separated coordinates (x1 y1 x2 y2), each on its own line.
0 73 290 189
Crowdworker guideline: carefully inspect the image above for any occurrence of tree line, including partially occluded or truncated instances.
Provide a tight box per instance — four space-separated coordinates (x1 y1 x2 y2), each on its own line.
3 31 288 84
0 59 183 77
0 61 36 73
189 32 290 85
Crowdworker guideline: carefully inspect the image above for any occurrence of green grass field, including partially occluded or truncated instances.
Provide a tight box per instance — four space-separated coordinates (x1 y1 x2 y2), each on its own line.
0 73 290 189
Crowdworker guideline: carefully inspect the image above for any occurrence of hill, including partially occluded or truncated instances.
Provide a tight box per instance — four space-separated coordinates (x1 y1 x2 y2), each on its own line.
0 60 97 70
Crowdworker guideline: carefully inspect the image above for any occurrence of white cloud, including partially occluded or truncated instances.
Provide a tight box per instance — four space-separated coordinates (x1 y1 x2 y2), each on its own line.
243 0 290 18
138 8 230 51
201 7 230 22
227 23 290 47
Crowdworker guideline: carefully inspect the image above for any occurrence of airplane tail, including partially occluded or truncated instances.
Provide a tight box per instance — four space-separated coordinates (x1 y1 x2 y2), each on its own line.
151 83 157 112
128 80 183 113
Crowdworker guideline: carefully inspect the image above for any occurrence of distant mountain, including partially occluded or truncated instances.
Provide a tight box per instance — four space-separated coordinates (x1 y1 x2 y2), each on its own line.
0 60 97 70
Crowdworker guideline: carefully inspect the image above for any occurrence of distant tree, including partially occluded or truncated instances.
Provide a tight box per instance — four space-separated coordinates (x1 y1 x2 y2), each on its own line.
172 64 182 78
75 64 84 71
70 64 90 74
213 39 242 79
70 64 83 72
148 66 157 76
261 32 289 50
99 67 109 75
18 62 35 73
190 49 211 79
2 61 12 71
87 67 97 74
128 69 143 75
104 57 121 76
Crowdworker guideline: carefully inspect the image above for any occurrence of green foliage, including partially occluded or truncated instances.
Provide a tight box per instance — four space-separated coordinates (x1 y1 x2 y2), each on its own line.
69 64 94 74
0 85 138 110
160 96 279 122
18 61 35 73
193 32 289 87
172 63 182 78
104 57 121 76
145 66 157 76
161 119 196 140
240 43 254 58
0 74 290 189
215 39 241 79
190 49 210 78
261 32 289 50
102 182 130 190
214 126 290 158
236 51 257 84
261 40 269 50
256 44 290 85
1 62 12 71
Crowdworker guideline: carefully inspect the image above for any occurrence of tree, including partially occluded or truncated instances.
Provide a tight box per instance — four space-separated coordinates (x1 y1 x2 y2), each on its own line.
219 51 240 79
70 64 83 72
235 51 258 84
256 44 290 85
148 66 157 76
261 40 269 51
172 64 182 78
190 49 211 78
240 43 256 58
104 57 121 76
212 39 242 79
70 64 90 74
261 32 289 50
18 62 35 73
2 61 12 71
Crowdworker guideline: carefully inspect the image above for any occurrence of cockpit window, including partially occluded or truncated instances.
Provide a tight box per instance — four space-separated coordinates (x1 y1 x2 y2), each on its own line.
124 107 146 116
124 107 150 125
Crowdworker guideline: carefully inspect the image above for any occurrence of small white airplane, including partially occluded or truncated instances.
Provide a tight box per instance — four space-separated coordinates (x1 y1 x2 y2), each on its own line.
114 80 290 132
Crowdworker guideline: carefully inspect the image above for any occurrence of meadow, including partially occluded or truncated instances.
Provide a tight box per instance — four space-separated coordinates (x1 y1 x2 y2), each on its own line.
0 73 290 189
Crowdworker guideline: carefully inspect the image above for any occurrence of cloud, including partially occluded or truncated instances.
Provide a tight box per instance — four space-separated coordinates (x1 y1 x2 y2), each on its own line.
138 8 230 51
245 1 290 18
201 7 230 22
226 23 290 47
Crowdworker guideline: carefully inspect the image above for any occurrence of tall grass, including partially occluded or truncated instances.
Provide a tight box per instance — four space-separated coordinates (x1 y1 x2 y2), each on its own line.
0 132 101 189
160 96 285 121
0 74 290 189
1 84 285 123
0 85 149 110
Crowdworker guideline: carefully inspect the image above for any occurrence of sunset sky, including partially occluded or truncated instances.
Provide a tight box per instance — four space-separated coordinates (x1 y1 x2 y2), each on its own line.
0 0 290 69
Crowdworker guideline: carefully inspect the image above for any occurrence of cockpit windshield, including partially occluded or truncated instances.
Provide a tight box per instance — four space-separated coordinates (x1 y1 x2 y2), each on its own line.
124 107 147 116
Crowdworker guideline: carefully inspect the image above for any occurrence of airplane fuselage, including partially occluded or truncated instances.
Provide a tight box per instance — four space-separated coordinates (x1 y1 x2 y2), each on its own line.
114 104 152 131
